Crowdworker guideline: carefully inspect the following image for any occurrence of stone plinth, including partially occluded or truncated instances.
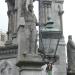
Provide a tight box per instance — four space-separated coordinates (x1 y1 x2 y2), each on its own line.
16 54 44 75
19 63 42 75
67 72 75 75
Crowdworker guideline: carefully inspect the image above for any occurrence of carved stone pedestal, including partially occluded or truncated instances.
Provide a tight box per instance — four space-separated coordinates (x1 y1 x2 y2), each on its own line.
16 54 44 75
17 21 44 75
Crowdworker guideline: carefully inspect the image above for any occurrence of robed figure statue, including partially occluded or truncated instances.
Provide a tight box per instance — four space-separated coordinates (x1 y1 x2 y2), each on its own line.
67 35 75 72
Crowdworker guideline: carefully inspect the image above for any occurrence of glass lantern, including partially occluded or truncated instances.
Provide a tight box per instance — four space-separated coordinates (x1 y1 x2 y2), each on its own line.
39 19 61 63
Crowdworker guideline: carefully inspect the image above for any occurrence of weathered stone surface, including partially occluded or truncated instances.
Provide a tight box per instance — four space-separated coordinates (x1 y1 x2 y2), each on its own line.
0 58 19 75
67 35 75 73
21 70 42 75
39 0 64 31
18 0 37 59
52 38 67 75
2 0 67 75
6 0 16 40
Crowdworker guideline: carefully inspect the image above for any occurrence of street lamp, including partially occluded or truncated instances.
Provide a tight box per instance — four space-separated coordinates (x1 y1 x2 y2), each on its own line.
46 63 52 75
39 18 62 74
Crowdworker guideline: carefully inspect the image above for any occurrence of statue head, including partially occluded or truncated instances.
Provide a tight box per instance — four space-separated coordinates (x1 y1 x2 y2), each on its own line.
68 35 72 40
28 4 33 13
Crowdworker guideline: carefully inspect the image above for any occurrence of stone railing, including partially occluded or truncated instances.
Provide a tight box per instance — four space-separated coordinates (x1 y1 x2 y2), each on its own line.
0 45 18 59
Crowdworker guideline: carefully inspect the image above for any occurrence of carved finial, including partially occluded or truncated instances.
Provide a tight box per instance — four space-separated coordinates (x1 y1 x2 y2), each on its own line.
58 5 64 15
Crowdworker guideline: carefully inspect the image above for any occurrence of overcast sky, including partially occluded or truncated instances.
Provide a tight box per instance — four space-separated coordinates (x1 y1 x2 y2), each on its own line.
0 0 75 43
0 0 8 32
63 0 75 43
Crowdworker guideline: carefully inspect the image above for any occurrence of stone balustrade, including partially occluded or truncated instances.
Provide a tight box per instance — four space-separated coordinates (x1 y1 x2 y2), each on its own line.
0 45 18 59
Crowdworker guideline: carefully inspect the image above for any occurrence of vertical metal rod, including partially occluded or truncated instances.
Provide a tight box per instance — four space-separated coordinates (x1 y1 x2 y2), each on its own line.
54 38 60 57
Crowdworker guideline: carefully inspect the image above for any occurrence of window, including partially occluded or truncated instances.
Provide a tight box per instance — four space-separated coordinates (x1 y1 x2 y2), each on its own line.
1 34 5 41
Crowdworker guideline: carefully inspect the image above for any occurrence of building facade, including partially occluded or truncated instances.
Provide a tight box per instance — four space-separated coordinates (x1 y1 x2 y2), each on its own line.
0 31 7 46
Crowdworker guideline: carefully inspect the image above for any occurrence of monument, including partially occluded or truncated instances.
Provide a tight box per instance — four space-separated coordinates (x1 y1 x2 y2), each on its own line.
0 0 67 75
16 0 44 75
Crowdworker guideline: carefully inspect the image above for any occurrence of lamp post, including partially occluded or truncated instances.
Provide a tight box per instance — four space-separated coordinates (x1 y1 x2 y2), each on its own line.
46 63 52 75
39 18 62 74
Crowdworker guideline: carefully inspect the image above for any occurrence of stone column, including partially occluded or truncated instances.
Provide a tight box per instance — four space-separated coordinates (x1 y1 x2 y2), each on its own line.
5 0 15 45
43 1 52 23
39 0 45 25
58 5 64 35
11 0 18 45
6 1 13 41
47 3 52 21
44 4 48 23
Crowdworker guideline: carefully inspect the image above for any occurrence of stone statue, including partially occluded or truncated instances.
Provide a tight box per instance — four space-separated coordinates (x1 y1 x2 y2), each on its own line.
67 35 75 71
0 61 12 75
21 0 37 54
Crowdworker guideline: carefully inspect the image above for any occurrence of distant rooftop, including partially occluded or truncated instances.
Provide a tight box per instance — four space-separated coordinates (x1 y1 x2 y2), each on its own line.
0 31 7 47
